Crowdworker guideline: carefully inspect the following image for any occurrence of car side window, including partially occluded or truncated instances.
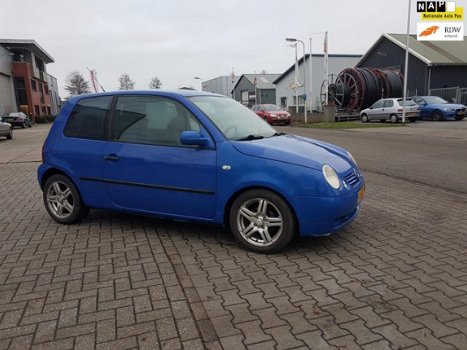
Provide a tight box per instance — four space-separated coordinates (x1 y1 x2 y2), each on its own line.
64 96 112 140
384 100 394 108
372 100 384 109
111 96 201 147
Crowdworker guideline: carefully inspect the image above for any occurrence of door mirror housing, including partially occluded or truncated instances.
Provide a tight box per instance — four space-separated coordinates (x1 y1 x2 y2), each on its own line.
180 131 209 147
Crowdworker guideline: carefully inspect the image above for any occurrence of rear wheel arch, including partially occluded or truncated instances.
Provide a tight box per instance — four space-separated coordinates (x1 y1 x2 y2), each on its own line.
41 168 72 190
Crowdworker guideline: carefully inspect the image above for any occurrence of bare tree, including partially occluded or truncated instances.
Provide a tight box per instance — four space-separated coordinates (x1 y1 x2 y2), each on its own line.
148 76 162 89
64 71 91 96
118 74 135 90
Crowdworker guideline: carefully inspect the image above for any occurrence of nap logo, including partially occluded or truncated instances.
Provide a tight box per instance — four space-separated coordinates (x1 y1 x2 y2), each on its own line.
417 1 455 12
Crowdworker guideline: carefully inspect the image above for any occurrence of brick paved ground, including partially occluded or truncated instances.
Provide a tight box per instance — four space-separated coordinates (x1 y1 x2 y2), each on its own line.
1 162 467 349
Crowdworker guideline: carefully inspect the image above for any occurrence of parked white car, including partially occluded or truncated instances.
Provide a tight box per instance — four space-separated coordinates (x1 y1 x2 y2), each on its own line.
0 120 13 139
360 98 420 123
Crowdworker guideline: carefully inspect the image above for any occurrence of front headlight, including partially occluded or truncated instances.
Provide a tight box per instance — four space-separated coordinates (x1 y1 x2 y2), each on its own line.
347 151 358 167
322 164 341 190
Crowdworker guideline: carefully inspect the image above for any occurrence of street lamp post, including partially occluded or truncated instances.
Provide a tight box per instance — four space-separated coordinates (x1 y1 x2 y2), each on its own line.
286 38 307 123
309 38 312 113
194 76 203 91
402 0 412 124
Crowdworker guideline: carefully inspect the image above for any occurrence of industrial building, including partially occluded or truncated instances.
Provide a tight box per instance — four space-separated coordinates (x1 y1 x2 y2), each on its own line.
273 54 361 111
201 75 239 97
0 39 60 118
231 74 280 107
357 33 467 98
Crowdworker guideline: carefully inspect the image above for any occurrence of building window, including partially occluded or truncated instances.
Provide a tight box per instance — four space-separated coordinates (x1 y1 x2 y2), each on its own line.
34 105 40 115
47 107 51 115
31 80 37 91
280 97 287 108
14 78 28 106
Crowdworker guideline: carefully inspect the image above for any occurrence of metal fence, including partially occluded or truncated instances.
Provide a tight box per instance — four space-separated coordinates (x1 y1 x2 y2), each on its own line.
428 87 467 105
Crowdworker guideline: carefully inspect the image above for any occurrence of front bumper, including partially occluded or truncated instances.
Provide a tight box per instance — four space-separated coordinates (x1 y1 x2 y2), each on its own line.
291 183 364 237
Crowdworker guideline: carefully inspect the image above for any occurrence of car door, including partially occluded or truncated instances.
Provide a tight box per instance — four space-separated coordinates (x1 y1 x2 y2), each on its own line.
103 95 217 219
368 100 384 120
383 99 395 119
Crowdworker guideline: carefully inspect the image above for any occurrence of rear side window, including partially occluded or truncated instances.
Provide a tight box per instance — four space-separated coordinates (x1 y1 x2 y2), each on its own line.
384 100 394 108
64 96 112 140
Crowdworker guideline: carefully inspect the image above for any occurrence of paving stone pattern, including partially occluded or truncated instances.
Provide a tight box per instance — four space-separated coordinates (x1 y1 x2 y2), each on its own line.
0 163 466 349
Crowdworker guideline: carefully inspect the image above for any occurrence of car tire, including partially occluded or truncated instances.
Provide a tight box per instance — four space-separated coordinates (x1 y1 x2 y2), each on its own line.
43 174 90 224
361 114 369 123
229 189 295 253
21 122 26 129
390 114 398 123
432 110 443 121
6 128 13 140
409 118 416 123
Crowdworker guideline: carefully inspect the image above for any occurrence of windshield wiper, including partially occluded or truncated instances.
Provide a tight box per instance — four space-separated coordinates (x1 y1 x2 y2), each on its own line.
236 134 265 141
270 132 286 137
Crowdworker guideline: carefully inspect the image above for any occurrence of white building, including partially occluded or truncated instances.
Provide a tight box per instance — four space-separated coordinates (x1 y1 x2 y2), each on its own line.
274 54 361 111
202 75 239 97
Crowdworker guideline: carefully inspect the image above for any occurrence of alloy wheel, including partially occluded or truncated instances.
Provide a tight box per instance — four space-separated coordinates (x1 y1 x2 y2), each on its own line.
236 198 283 247
46 181 74 219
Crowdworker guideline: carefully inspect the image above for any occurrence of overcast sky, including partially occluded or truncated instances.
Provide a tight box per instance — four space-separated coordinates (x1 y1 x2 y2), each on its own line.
1 0 448 96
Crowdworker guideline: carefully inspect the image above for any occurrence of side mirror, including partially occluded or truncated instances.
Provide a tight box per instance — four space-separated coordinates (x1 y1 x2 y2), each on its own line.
180 131 209 147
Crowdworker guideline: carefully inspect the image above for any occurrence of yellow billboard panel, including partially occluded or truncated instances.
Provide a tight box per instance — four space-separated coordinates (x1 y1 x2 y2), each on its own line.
420 7 464 21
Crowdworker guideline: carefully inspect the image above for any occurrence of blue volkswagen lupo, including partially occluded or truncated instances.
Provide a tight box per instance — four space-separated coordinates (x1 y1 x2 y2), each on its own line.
38 90 364 253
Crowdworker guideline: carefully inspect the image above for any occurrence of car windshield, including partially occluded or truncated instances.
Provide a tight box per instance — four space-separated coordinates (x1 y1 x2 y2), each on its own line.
263 104 282 111
189 96 276 140
423 96 448 104
397 99 417 106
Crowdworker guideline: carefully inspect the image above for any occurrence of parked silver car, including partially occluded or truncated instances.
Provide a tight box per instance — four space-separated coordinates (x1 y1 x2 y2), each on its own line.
360 98 420 123
0 120 13 139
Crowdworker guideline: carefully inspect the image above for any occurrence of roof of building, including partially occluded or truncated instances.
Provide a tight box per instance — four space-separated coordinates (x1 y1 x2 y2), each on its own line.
357 33 467 66
232 74 281 92
0 39 54 63
273 53 362 84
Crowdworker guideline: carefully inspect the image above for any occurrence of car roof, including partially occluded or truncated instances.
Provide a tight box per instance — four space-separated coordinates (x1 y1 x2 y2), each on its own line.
67 90 223 104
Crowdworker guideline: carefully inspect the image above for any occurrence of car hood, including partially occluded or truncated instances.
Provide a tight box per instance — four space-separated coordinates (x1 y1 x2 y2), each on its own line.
231 134 352 173
426 103 465 109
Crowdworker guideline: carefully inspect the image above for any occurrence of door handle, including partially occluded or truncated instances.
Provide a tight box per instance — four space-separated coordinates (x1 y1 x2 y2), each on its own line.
104 154 120 161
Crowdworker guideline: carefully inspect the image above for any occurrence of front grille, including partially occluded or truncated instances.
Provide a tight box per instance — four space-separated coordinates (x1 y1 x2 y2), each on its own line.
344 170 360 187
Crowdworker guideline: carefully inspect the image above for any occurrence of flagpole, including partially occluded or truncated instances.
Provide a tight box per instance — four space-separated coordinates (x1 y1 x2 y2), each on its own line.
324 31 329 107
294 44 299 113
